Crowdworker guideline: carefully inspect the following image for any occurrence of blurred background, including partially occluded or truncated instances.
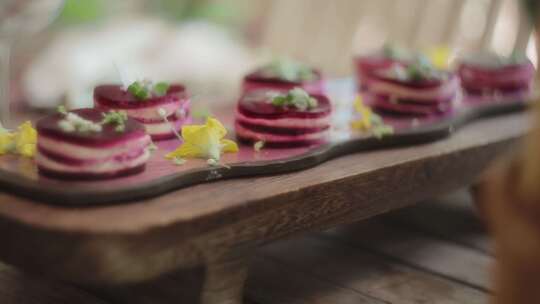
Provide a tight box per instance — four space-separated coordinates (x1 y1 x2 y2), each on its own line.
3 0 537 111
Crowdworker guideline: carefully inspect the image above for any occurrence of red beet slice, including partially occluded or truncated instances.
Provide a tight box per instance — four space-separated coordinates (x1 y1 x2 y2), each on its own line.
237 90 332 120
94 84 188 109
370 95 452 116
37 108 147 147
243 69 325 95
236 120 329 136
458 53 535 94
244 68 322 85
374 93 456 106
37 145 147 166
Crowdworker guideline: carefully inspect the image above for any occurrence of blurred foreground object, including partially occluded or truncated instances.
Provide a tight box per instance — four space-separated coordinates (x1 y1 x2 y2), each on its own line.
0 0 64 126
475 2 540 303
23 19 256 109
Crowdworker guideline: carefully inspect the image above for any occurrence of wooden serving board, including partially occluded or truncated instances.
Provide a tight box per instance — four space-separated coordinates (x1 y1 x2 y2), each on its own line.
0 80 529 206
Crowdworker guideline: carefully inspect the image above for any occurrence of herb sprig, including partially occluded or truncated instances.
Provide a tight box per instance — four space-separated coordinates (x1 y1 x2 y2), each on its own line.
101 110 128 132
261 58 316 82
270 88 318 111
127 80 170 101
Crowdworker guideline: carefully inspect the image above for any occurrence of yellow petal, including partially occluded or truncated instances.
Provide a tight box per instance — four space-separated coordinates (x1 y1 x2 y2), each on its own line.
206 117 227 139
221 139 239 153
425 46 451 70
354 96 365 113
14 121 37 158
181 123 218 154
17 143 36 158
181 124 206 143
165 142 205 159
167 117 237 162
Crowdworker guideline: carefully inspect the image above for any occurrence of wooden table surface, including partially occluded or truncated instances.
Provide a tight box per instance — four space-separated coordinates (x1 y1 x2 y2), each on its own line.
0 190 492 304
0 110 529 303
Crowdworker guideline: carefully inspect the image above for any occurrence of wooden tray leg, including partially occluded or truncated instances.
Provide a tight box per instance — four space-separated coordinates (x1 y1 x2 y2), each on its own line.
200 247 252 304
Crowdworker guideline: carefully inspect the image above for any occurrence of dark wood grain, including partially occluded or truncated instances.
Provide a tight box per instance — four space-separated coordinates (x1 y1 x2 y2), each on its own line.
321 220 492 290
385 191 493 254
0 265 106 304
259 235 488 304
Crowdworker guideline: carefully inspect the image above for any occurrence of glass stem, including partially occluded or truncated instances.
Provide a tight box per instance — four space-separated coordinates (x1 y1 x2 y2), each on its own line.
0 42 11 127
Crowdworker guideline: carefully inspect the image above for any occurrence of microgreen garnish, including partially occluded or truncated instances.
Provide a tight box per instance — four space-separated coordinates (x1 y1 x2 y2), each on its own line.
372 125 394 139
173 157 186 166
57 105 68 115
406 59 438 81
261 58 316 82
254 141 265 152
157 107 183 141
58 113 102 133
351 96 394 139
128 81 150 100
148 142 158 152
207 158 218 166
127 80 171 100
382 43 408 60
270 88 318 111
101 110 128 132
153 82 170 96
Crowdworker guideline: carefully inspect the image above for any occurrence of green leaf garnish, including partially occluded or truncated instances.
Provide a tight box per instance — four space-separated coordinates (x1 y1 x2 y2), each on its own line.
57 105 68 115
405 57 439 82
262 58 316 82
101 110 128 132
254 141 265 152
372 125 394 139
154 82 170 96
127 80 171 100
270 88 318 111
128 81 150 100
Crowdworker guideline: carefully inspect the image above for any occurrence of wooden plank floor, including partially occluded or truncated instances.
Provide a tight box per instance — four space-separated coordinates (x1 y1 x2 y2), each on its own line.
0 189 492 303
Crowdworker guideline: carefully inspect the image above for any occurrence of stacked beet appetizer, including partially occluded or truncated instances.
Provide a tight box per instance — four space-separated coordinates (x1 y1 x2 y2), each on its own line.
235 88 332 147
354 45 411 92
36 108 151 179
243 58 325 95
94 81 191 140
364 58 458 117
458 52 535 100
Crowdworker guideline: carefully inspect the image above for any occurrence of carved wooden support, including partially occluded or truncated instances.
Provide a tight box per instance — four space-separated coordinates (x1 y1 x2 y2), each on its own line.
200 248 253 304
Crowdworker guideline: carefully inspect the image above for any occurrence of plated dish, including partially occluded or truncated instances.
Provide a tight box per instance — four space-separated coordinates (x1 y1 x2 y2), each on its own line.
362 58 458 117
94 82 191 140
458 52 535 100
235 88 332 147
0 50 532 182
36 108 151 179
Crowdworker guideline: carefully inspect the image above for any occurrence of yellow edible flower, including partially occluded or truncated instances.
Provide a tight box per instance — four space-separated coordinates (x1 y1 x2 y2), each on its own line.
350 96 373 131
166 117 238 162
425 46 451 70
14 121 37 157
0 121 37 158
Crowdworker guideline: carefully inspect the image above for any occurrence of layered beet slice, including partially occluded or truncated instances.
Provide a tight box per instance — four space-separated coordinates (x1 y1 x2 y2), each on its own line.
363 62 458 117
36 108 152 180
94 84 191 140
354 45 414 92
243 59 325 95
458 52 535 99
235 89 332 147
